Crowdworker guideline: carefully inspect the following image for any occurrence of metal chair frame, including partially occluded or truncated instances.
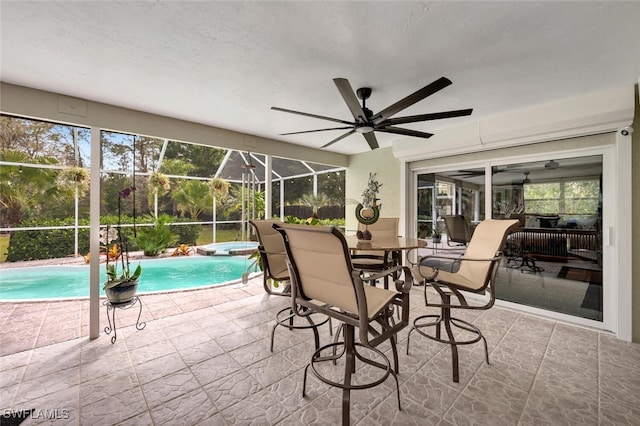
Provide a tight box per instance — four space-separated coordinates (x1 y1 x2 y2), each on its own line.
275 223 412 426
442 214 473 247
249 219 331 353
407 219 519 383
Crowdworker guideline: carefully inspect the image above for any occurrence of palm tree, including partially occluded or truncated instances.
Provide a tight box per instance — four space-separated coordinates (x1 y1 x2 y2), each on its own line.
224 185 265 220
298 192 330 219
173 180 213 219
158 158 194 215
0 150 60 226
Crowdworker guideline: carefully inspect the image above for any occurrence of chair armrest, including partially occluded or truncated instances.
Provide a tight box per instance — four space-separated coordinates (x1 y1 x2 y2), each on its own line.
419 252 503 265
357 265 413 293
416 252 504 280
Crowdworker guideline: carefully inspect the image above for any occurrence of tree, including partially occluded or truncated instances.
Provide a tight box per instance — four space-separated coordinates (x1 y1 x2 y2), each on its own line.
0 150 61 226
224 184 265 220
318 170 346 206
173 180 213 219
101 133 163 172
163 141 226 177
158 158 194 215
298 192 330 218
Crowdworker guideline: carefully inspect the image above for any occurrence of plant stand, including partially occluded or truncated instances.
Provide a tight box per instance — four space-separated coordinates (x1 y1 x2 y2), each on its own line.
103 296 146 344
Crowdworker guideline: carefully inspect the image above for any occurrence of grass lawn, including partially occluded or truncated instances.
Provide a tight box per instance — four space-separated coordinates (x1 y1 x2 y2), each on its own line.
196 226 245 245
0 234 8 262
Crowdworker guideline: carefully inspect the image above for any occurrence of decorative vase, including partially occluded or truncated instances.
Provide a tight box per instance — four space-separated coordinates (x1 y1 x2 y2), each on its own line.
105 280 138 304
360 207 375 219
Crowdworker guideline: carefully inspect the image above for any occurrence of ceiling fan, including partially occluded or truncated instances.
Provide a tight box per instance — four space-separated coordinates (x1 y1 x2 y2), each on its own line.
271 77 473 150
450 164 524 178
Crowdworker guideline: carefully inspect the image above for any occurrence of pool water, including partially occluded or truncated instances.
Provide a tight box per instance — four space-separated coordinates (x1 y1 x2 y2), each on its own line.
0 256 252 301
202 241 259 255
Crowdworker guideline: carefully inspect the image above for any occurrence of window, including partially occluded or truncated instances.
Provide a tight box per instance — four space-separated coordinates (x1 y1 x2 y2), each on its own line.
524 180 599 215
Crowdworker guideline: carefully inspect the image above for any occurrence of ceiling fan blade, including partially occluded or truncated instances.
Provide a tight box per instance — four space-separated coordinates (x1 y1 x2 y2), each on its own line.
376 126 434 139
321 130 356 148
362 131 379 150
377 108 473 127
333 78 368 122
455 170 485 176
373 77 452 123
271 106 353 125
280 126 353 136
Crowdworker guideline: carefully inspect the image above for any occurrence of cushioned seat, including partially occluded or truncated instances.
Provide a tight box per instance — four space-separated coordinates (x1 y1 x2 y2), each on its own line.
274 223 412 425
407 219 519 382
249 219 330 352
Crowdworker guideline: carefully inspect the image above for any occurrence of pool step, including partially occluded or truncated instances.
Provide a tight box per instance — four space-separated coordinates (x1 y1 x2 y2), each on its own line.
228 248 258 256
196 247 217 256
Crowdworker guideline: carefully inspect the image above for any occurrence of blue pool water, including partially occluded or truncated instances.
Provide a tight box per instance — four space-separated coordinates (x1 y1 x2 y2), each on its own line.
0 256 252 301
203 241 259 255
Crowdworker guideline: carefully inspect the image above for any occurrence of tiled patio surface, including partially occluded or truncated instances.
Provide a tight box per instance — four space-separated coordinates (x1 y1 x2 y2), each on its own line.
1 276 640 425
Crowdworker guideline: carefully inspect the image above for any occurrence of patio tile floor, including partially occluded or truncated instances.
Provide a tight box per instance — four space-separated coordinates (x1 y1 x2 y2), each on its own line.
1 276 640 425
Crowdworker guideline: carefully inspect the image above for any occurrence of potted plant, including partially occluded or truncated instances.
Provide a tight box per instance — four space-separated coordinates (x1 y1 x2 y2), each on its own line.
431 226 442 244
356 172 382 240
148 171 171 195
103 185 142 304
57 166 90 197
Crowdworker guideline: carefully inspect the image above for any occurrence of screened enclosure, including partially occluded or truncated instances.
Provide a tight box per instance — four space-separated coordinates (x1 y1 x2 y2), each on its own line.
0 115 345 263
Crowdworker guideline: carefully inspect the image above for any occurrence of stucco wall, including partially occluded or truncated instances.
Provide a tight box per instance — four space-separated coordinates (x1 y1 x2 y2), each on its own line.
345 147 401 234
350 130 638 342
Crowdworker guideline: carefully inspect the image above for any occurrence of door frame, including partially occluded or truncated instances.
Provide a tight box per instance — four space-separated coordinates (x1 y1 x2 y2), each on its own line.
404 140 630 339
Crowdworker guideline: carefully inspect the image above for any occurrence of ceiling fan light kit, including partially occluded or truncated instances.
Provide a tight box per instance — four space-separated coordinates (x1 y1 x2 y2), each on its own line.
272 77 473 150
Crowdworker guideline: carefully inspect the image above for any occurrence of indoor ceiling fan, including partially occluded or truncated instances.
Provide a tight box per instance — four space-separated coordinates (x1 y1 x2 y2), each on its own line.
271 77 473 150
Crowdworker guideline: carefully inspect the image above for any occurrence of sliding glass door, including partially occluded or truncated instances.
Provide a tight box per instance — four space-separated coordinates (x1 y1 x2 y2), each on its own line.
413 154 605 323
491 156 603 321
415 168 485 240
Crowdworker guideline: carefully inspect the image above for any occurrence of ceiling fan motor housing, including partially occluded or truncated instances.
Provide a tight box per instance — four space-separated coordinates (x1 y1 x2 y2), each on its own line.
356 87 372 100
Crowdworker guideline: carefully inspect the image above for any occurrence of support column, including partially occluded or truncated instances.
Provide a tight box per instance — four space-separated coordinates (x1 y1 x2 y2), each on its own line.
89 127 101 339
265 155 272 219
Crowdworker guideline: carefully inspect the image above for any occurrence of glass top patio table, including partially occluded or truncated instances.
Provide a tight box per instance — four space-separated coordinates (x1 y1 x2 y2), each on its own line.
344 236 428 252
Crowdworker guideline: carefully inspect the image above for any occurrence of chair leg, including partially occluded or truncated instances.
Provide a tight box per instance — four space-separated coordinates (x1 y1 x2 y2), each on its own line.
441 304 460 383
389 334 399 374
409 293 488 383
302 363 310 397
270 310 294 352
271 307 329 352
306 322 396 425
342 325 355 426
305 311 321 351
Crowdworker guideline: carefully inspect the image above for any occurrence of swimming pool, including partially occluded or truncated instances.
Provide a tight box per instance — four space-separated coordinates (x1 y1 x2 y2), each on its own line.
201 241 259 255
0 256 253 301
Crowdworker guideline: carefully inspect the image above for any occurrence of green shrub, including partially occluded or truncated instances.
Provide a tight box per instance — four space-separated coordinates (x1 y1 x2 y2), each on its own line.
134 214 178 256
282 216 345 227
6 218 90 261
170 222 200 245
6 216 240 261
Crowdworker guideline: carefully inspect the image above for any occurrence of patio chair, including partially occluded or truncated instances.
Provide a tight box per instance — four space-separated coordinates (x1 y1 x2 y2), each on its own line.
274 223 412 426
352 217 400 284
248 219 290 296
442 215 473 246
407 219 519 382
249 219 330 352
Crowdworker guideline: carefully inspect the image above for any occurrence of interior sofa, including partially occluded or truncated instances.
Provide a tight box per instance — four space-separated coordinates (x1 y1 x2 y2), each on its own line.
506 214 600 266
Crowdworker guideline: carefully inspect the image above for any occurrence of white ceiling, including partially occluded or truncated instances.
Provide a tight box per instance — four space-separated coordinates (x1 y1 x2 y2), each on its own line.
1 1 639 155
